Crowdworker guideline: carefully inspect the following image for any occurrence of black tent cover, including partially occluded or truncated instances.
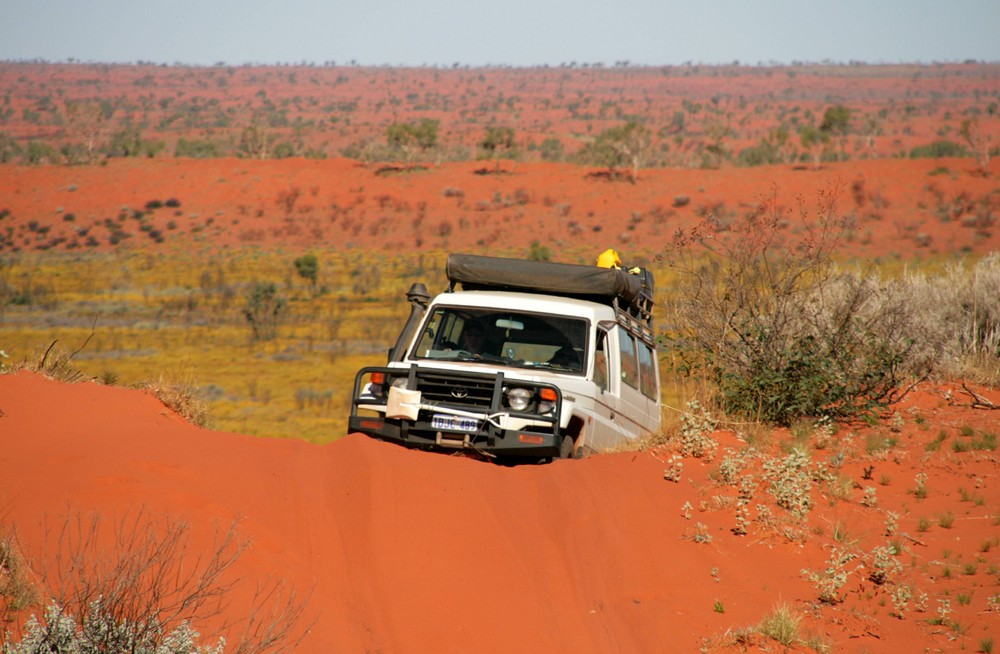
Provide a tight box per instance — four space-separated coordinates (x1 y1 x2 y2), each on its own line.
446 254 653 316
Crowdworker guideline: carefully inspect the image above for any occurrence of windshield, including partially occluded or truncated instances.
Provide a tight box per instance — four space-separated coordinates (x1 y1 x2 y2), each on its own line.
412 306 588 374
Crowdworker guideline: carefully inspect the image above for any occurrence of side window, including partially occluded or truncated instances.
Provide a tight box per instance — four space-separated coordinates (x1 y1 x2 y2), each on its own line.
593 329 609 391
637 340 658 400
617 326 638 390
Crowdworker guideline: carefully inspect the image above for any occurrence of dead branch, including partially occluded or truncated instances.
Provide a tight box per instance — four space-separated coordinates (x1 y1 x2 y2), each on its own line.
961 383 1000 410
898 532 927 547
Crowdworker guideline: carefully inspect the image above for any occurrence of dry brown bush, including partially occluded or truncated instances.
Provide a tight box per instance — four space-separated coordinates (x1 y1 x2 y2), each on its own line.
0 527 40 634
663 185 917 424
3 509 310 654
893 254 1000 384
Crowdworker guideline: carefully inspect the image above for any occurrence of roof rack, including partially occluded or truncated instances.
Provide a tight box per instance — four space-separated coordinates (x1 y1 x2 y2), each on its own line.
446 253 654 326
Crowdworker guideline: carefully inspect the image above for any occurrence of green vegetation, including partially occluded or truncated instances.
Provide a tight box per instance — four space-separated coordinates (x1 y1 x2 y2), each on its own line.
576 120 652 182
242 282 287 341
478 126 517 172
910 140 967 159
0 62 995 171
175 138 224 159
293 253 319 288
385 118 440 163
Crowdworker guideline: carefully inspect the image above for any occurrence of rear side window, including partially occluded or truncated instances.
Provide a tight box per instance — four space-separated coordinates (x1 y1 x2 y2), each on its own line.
637 340 657 399
617 326 638 389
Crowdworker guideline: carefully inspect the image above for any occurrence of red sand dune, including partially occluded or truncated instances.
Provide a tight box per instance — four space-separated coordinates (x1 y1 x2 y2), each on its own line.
1 371 998 653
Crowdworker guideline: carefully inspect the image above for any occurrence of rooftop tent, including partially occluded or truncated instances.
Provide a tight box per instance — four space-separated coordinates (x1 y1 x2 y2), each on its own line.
446 254 654 324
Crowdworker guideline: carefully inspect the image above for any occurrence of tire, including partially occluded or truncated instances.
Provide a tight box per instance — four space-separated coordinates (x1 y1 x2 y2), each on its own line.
558 434 576 459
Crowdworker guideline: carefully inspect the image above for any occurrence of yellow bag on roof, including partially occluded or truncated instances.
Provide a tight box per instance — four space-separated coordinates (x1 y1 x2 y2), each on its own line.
596 248 621 269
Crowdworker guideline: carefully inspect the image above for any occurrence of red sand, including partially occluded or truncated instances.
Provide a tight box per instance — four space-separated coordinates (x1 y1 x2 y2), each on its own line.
1 156 997 259
2 371 997 652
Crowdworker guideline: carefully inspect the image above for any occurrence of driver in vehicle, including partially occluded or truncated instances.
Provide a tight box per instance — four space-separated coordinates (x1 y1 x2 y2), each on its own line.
548 344 580 370
459 320 487 354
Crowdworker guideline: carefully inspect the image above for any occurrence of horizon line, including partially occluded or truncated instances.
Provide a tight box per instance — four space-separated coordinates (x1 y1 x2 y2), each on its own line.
3 57 999 70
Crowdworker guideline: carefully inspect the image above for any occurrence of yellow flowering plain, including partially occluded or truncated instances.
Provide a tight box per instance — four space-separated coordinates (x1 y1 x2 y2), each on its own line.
0 248 455 442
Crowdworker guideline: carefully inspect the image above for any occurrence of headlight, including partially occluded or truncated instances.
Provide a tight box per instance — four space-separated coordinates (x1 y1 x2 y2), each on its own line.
507 387 532 411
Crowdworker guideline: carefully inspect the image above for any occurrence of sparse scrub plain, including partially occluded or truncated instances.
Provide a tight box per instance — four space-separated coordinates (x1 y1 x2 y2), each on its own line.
0 248 451 441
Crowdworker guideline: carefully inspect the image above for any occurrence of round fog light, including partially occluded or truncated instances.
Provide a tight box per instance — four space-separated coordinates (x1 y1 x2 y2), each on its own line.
507 387 532 411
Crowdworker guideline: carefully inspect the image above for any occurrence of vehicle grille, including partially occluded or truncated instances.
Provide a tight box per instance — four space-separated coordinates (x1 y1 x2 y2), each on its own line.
414 372 496 410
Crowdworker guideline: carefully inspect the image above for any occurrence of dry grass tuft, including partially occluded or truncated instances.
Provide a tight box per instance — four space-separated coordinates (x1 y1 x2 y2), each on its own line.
143 373 212 428
758 602 802 646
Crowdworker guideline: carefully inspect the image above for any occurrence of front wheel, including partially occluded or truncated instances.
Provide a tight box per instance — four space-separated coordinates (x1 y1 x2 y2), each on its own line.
558 434 577 459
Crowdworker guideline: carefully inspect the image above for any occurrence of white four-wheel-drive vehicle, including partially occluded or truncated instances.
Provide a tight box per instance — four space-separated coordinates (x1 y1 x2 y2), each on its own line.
348 253 661 462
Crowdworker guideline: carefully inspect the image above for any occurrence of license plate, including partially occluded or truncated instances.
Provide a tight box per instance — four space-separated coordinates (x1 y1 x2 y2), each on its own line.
431 413 480 432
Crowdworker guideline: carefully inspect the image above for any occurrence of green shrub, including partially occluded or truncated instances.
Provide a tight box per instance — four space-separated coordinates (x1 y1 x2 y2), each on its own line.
175 138 223 158
0 131 22 163
539 137 565 162
22 141 62 164
664 186 917 425
909 140 967 159
242 282 286 340
528 241 551 262
293 254 319 287
736 141 782 166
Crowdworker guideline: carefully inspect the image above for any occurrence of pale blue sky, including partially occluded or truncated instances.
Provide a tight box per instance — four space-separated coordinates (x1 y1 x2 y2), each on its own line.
2 0 998 67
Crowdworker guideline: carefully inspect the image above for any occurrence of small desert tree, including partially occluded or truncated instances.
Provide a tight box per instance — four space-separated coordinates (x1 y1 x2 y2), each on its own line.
385 119 439 164
243 282 286 341
960 116 992 176
799 125 829 170
578 121 652 183
478 126 517 172
62 99 112 164
238 123 274 160
702 119 732 169
820 104 852 160
293 254 319 288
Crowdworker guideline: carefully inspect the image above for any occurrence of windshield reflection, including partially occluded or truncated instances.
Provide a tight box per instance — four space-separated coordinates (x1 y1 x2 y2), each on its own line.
413 307 588 374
